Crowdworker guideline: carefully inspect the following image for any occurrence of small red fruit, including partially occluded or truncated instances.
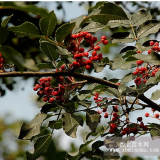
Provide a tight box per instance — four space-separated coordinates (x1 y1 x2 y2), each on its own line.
155 113 159 118
145 113 149 117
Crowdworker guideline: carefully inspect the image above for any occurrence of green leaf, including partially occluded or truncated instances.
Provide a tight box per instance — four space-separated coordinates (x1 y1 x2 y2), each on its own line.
106 87 121 98
0 27 9 44
99 2 128 19
137 20 160 39
122 51 137 59
40 40 59 61
63 100 76 112
133 52 160 65
151 90 160 100
48 119 62 130
131 9 152 26
149 123 160 140
56 22 75 43
82 22 105 32
39 11 57 37
18 113 47 140
1 14 13 27
110 57 123 70
111 32 134 43
26 134 51 160
1 2 49 17
9 22 40 38
78 100 92 108
61 113 83 138
93 62 106 73
37 62 54 70
107 19 130 28
88 2 105 13
86 110 100 132
70 15 85 28
0 45 24 71
121 73 135 83
121 60 137 70
120 46 137 54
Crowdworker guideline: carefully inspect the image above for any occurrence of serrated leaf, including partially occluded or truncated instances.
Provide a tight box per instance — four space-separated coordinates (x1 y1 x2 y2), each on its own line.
111 32 134 43
106 87 121 98
82 22 105 32
120 46 137 53
110 57 123 70
88 2 105 13
137 20 160 39
151 90 160 100
86 110 100 132
78 100 92 108
18 113 47 140
39 11 57 37
93 62 106 73
1 14 13 27
0 27 9 44
48 119 62 130
149 123 160 140
37 62 54 70
0 45 24 71
99 2 128 19
9 22 40 38
61 113 83 138
133 52 160 65
70 14 85 28
40 40 59 61
56 22 75 43
122 51 137 59
131 9 152 26
26 134 51 160
107 19 130 28
118 83 126 94
120 61 137 70
121 73 135 83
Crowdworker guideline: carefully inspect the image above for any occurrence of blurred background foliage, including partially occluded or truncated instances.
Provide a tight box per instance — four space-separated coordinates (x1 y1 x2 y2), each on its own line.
0 1 160 160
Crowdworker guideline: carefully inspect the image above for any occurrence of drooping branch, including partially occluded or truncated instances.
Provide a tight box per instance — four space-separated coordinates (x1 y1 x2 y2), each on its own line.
1 71 160 111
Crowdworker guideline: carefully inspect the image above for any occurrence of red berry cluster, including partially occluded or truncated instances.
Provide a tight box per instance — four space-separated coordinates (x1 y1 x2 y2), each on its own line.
68 31 108 70
33 77 65 103
133 41 160 85
145 108 160 120
93 93 104 106
0 53 5 72
148 41 160 54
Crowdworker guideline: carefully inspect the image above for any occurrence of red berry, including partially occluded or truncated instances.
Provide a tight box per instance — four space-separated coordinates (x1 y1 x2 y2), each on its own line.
139 122 144 128
155 113 159 118
94 46 100 51
92 51 97 56
113 105 118 112
136 60 144 65
143 126 148 131
43 97 48 102
79 48 84 53
154 42 159 46
97 110 101 114
104 113 108 118
137 50 141 53
151 109 155 112
102 108 107 112
83 52 89 57
85 59 92 65
33 87 38 91
148 49 152 54
150 41 154 46
133 71 138 75
101 36 107 41
109 129 114 134
137 117 142 122
0 53 2 58
145 113 149 117
103 40 109 45
49 97 55 103
71 34 77 39
113 112 118 117
85 65 91 70
121 130 126 135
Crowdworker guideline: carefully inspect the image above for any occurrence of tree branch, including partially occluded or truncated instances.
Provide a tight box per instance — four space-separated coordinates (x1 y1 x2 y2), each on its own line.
1 71 160 112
